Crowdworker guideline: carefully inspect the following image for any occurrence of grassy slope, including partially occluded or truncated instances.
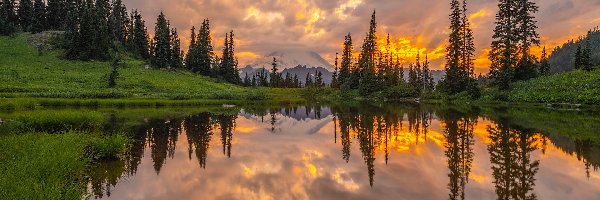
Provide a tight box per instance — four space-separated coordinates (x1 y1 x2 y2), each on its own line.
481 68 600 105
0 34 305 104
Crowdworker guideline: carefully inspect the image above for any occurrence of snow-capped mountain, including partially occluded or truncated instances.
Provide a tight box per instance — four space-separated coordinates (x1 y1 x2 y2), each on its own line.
244 50 333 70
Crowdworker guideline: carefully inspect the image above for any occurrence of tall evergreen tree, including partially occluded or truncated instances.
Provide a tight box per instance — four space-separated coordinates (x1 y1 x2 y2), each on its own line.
218 31 240 83
197 19 214 76
514 0 540 81
488 0 519 89
331 53 340 88
422 55 434 92
170 28 183 68
581 40 593 71
46 0 66 29
0 0 18 35
110 0 128 43
18 0 34 31
305 73 314 88
538 46 550 75
186 26 199 71
129 10 149 59
358 10 379 96
30 0 45 33
339 33 354 89
151 12 171 68
94 0 112 59
315 70 324 88
270 57 280 87
574 44 583 70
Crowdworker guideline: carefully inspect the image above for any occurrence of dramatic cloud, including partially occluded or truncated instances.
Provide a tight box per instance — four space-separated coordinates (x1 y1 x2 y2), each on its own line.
123 0 600 73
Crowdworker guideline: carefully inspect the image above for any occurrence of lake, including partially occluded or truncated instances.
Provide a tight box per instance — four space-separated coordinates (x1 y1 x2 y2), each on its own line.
13 104 599 200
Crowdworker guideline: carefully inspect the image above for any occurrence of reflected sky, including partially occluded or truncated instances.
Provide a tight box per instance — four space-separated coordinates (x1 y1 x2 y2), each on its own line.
89 106 600 200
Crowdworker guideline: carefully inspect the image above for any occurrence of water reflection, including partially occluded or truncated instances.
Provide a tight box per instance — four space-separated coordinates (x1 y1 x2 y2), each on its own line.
87 105 600 199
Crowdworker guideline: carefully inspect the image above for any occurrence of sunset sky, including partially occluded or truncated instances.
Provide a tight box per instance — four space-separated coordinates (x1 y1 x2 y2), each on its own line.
124 0 600 74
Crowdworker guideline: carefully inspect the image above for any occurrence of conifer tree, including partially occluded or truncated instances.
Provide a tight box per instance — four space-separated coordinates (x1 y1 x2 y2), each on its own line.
538 46 550 75
18 0 34 31
315 70 324 88
574 44 583 70
331 53 340 88
270 57 280 87
358 10 379 96
129 10 149 59
170 28 183 68
197 19 214 76
293 74 300 88
31 0 46 33
339 33 354 89
151 12 171 68
110 0 128 43
218 31 239 83
305 73 314 88
46 0 66 30
422 55 435 92
94 0 112 59
514 0 540 81
186 26 199 71
243 72 252 86
581 40 593 71
488 0 519 89
0 0 18 35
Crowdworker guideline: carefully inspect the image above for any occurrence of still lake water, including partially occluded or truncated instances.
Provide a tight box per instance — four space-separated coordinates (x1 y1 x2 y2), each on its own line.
86 104 600 200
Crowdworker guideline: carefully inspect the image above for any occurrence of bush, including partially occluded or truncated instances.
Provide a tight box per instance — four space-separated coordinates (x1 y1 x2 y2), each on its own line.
383 84 418 99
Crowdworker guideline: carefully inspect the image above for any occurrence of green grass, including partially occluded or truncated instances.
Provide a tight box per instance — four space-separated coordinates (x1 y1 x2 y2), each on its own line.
0 34 307 105
0 132 128 199
481 68 600 105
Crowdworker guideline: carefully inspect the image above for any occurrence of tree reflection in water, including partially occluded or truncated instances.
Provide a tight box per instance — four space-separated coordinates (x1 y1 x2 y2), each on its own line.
87 105 600 199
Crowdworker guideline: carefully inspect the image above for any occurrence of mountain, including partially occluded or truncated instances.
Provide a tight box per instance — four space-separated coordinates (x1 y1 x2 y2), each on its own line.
548 28 600 73
240 65 333 84
245 50 334 70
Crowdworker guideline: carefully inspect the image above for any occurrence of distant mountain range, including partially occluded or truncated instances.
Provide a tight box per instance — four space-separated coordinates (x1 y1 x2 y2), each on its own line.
239 49 446 84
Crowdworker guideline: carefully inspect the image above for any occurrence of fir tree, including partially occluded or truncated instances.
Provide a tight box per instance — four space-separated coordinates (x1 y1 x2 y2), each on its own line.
315 70 324 88
0 0 18 35
574 44 583 70
151 12 171 68
305 73 314 88
488 0 519 89
293 74 300 88
129 10 149 59
31 0 46 33
340 33 354 89
218 31 240 84
94 0 112 59
170 28 183 68
46 0 66 30
110 0 128 43
581 40 593 71
270 57 280 87
422 55 434 92
185 26 199 72
514 0 540 81
18 0 34 31
331 53 340 88
197 19 214 76
358 10 379 96
538 46 550 75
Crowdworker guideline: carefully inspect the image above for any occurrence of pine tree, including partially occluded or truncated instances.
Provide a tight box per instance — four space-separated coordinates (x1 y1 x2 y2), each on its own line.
94 0 112 59
129 10 149 59
110 0 128 43
582 40 593 71
293 74 300 88
0 0 18 35
31 0 45 33
46 0 66 30
197 19 214 76
185 26 199 72
358 10 379 96
18 0 34 31
538 46 550 75
340 33 354 89
574 44 583 70
460 0 476 83
151 12 171 68
422 55 434 92
305 73 314 88
270 57 280 87
331 53 340 88
315 70 324 88
488 0 519 89
170 28 183 68
514 0 540 81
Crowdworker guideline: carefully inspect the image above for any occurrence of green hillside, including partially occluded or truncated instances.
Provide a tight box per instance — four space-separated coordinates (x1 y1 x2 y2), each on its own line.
0 34 303 104
482 67 600 105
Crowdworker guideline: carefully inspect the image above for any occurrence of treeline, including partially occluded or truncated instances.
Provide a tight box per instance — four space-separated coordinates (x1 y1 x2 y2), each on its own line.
332 12 437 98
241 57 325 88
549 28 600 73
0 0 240 84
